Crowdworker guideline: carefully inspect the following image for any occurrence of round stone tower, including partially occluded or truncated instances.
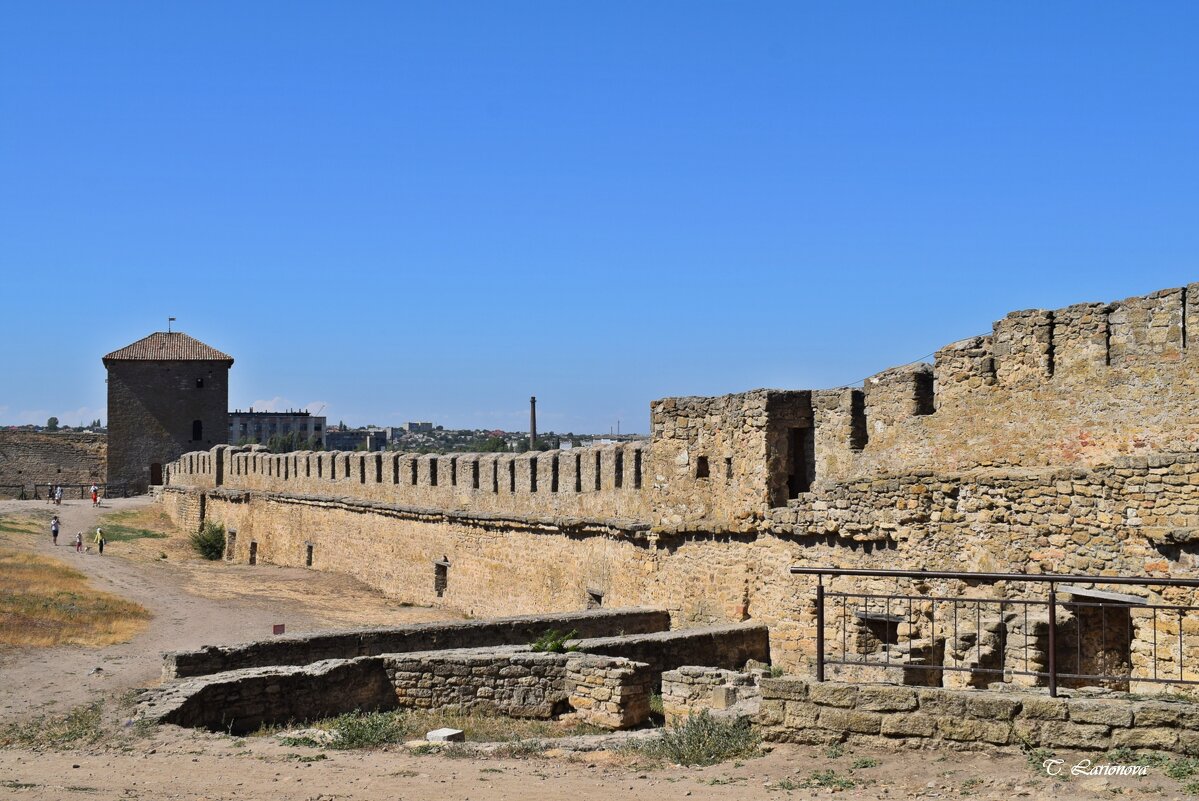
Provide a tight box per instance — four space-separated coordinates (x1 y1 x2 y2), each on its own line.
103 332 234 491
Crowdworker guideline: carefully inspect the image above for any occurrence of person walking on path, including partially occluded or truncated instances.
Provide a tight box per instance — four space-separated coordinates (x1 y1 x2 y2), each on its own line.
74 531 83 553
50 516 59 546
90 483 99 507
93 527 105 556
54 485 63 505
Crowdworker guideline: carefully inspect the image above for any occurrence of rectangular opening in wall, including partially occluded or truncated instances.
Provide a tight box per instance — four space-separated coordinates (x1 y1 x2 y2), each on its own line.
225 530 236 561
471 460 480 490
430 459 438 486
586 588 604 609
411 459 418 485
344 455 351 478
305 456 311 478
551 455 559 492
529 457 537 492
614 451 624 488
393 455 400 484
249 541 258 566
695 455 710 479
317 455 323 478
575 454 583 492
850 389 868 450
491 459 499 493
787 426 814 497
450 457 457 487
359 456 366 484
509 460 516 493
725 457 733 482
305 543 313 568
634 449 642 489
914 371 935 415
595 452 602 491
434 559 449 597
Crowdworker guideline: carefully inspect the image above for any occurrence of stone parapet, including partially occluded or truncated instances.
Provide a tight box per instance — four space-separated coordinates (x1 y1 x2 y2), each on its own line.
759 677 1199 755
163 607 671 679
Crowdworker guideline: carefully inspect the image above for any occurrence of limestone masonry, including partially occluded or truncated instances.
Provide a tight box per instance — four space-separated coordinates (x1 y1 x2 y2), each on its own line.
161 284 1199 673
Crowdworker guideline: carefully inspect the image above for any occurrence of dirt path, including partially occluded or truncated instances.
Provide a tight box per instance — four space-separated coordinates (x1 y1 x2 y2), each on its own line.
0 497 458 722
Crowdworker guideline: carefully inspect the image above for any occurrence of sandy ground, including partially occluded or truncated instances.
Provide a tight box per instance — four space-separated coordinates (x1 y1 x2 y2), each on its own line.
0 498 1194 800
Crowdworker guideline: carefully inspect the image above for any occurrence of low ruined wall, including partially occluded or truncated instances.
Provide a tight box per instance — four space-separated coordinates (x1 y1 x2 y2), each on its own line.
386 649 570 718
164 608 672 679
574 623 771 678
0 431 106 495
142 650 652 733
144 657 396 734
386 649 652 729
661 665 765 723
759 677 1199 755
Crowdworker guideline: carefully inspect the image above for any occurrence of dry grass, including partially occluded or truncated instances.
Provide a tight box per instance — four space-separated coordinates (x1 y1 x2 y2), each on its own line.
0 547 150 647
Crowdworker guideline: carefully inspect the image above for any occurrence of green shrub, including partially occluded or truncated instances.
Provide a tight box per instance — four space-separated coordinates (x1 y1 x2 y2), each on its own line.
628 711 759 766
530 628 579 653
189 521 226 561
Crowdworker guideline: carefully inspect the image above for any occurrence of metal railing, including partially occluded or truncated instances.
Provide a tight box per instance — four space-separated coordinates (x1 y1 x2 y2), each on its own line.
30 483 133 500
792 567 1199 697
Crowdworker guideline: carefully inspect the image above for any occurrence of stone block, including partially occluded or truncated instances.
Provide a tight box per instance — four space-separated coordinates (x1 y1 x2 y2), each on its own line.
938 717 1012 745
817 707 882 735
759 678 809 701
809 683 858 708
880 712 937 738
426 728 465 742
1069 700 1134 728
964 693 1021 720
783 702 820 729
916 689 967 717
857 685 918 712
1110 727 1179 750
1039 721 1110 749
1132 702 1183 727
710 686 737 710
1020 697 1068 720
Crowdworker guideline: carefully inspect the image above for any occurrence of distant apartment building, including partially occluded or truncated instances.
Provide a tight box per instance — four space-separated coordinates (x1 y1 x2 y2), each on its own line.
324 428 388 452
403 421 435 432
229 409 326 448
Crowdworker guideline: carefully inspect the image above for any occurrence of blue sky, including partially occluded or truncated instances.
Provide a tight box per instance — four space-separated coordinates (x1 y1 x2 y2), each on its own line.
2 2 1198 433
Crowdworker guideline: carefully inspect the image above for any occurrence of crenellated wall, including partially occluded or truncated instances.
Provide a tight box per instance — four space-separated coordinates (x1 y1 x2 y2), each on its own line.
159 283 1199 675
167 441 650 523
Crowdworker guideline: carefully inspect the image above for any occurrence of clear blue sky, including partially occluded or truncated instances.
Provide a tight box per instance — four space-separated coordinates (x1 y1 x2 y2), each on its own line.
2 3 1198 433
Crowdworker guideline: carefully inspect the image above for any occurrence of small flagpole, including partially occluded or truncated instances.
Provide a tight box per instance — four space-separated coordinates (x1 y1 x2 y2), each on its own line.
168 316 176 333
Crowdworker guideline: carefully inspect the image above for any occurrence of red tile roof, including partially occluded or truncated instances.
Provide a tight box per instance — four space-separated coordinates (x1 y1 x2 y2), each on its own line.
102 332 234 364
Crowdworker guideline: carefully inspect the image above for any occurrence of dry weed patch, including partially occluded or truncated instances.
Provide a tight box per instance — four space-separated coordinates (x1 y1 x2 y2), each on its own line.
0 548 150 647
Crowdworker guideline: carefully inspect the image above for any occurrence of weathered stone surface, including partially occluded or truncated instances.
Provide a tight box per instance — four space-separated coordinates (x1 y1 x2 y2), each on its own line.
1039 721 1111 749
880 712 937 738
1069 701 1134 728
1111 726 1179 749
810 684 859 708
857 685 918 712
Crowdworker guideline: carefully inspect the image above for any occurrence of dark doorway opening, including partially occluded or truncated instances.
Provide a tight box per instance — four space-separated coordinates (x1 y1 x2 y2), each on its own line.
249 541 258 565
191 420 203 441
787 427 814 497
149 463 163 486
434 559 449 597
305 543 314 568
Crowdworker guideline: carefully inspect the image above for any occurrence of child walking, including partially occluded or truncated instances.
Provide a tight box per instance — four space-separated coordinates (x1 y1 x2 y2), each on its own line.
74 532 83 553
50 515 59 545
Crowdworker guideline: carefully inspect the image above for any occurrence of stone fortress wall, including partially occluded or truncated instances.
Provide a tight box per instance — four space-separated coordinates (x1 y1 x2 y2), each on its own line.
0 431 106 495
161 283 1199 673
